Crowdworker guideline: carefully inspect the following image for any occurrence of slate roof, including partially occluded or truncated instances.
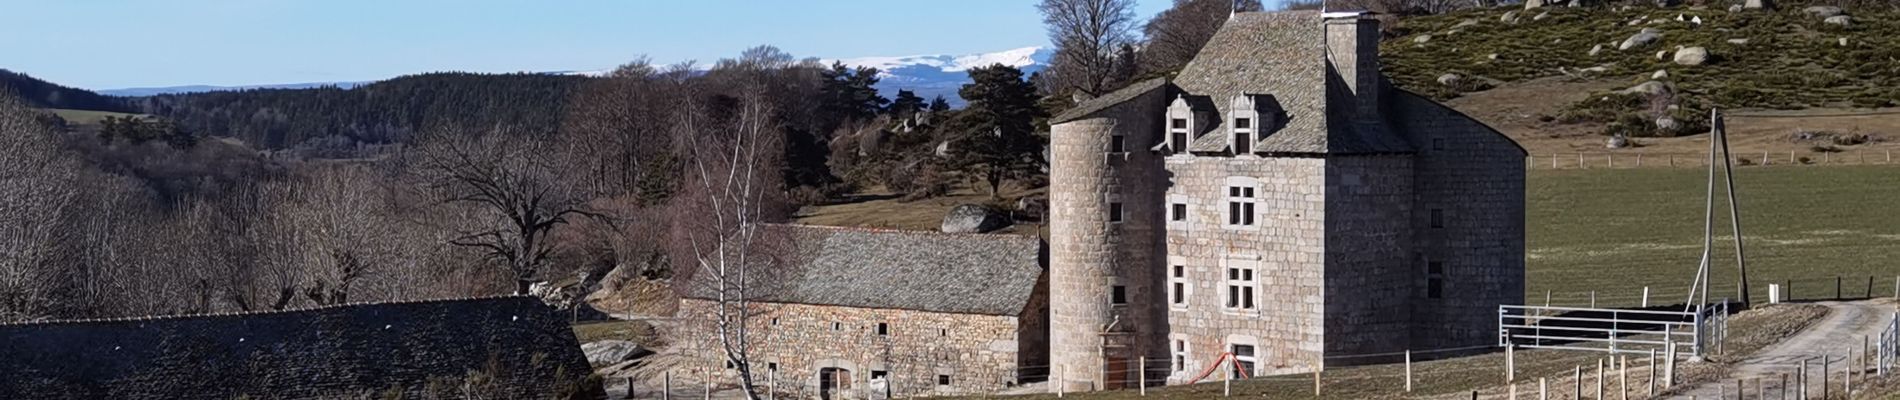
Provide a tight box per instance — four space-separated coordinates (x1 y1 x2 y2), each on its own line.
683 224 1046 316
0 297 596 399
1057 10 1418 155
1051 77 1171 124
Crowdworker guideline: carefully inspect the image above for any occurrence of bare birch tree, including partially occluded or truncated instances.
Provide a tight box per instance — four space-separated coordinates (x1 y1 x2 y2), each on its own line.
0 97 83 322
670 89 791 399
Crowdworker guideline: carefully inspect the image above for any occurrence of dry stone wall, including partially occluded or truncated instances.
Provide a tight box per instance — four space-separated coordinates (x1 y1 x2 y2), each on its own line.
1322 155 1418 361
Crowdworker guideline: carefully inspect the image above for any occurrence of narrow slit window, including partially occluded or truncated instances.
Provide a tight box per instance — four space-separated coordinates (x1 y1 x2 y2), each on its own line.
1430 209 1445 229
1109 202 1124 223
876 322 888 336
1171 203 1187 222
1110 134 1126 153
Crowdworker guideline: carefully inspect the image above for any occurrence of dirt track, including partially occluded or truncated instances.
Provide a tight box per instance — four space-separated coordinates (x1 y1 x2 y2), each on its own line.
1675 300 1895 399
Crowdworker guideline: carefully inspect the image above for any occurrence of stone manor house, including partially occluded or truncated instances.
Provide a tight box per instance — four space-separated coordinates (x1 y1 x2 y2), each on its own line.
1045 9 1525 391
675 9 1525 398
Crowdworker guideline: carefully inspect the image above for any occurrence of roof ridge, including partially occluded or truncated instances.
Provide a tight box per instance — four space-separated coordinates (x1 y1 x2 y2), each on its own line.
766 222 1042 240
0 295 536 328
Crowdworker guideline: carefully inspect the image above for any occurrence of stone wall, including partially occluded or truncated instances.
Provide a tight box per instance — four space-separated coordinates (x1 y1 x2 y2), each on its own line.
1159 155 1329 380
675 299 1040 398
1390 90 1528 351
1047 86 1171 391
1322 155 1418 361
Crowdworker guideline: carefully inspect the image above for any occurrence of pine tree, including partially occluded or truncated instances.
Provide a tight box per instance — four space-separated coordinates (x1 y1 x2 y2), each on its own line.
888 90 927 117
929 96 953 112
949 65 1045 200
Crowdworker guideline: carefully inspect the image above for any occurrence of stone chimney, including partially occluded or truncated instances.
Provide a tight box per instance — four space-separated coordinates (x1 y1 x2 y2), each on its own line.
1324 11 1382 122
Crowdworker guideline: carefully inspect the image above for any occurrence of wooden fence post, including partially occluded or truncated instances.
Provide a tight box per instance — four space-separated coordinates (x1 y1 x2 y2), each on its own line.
1647 349 1657 398
1508 345 1517 383
1313 355 1322 397
1405 350 1413 392
1800 359 1808 399
1838 276 1844 299
1595 359 1604 400
1060 365 1067 398
1138 356 1146 396
1591 291 1598 308
1573 365 1581 400
663 371 672 400
1619 355 1628 400
1824 355 1831 399
1642 287 1650 308
1540 377 1549 400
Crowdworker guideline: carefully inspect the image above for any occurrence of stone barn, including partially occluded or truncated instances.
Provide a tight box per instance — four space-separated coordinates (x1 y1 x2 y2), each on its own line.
1045 10 1527 391
675 224 1049 398
0 296 598 399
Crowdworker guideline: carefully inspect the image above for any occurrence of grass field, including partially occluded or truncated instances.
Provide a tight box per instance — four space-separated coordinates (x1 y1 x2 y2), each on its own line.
1527 165 1900 307
791 165 1900 308
47 108 145 126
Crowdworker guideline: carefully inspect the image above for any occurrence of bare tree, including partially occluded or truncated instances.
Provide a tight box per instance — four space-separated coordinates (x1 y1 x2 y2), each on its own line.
1143 0 1265 73
0 97 83 322
414 131 597 294
1039 0 1140 95
669 88 791 400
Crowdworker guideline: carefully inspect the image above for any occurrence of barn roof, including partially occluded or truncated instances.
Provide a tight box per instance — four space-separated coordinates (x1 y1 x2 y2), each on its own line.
683 224 1046 316
0 297 595 399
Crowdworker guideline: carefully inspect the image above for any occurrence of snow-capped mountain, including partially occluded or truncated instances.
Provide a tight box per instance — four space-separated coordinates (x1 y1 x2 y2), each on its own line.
828 46 1053 105
97 46 1053 104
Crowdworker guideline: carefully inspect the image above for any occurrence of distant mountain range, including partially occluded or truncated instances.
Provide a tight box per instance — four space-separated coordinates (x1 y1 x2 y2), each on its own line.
95 46 1054 105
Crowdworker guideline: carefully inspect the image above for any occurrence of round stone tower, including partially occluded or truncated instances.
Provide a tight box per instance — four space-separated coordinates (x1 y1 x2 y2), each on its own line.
1046 83 1170 392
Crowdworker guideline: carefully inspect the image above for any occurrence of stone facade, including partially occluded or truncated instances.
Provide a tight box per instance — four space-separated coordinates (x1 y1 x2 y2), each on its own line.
671 225 1048 398
676 297 1046 398
1047 10 1526 391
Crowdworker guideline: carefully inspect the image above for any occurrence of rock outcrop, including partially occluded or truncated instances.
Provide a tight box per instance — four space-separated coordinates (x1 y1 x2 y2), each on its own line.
941 204 1009 234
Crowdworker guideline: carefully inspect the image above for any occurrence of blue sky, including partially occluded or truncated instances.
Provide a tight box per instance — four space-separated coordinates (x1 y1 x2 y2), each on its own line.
0 0 1258 90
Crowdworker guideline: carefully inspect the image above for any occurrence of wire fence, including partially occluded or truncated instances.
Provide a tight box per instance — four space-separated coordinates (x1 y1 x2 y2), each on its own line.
621 282 1897 399
1526 150 1899 170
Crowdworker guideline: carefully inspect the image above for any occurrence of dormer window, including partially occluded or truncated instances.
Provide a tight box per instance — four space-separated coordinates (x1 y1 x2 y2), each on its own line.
1165 96 1197 153
1230 95 1262 156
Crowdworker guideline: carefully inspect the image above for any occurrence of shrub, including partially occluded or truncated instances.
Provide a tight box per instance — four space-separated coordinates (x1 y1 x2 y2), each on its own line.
1811 144 1843 153
1798 156 1813 164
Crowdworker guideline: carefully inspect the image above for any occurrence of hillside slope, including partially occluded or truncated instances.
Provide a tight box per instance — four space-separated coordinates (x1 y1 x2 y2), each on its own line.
1382 3 1900 155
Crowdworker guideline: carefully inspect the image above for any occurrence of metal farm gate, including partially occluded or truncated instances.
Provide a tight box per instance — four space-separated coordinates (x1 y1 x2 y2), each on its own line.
1498 302 1728 358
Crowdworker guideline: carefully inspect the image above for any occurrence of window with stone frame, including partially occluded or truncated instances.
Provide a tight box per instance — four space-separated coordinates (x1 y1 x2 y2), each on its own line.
1169 118 1190 153
1109 201 1124 224
1223 178 1259 228
1169 264 1189 307
1110 133 1127 153
1172 339 1190 373
1427 260 1445 299
1430 208 1444 229
1224 260 1258 311
876 322 889 336
1232 118 1253 155
1230 343 1257 378
937 375 951 386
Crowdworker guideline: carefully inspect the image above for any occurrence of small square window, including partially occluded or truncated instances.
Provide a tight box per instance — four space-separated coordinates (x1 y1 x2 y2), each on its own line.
832 322 842 331
938 375 951 386
767 362 778 372
1109 202 1124 223
1235 118 1252 129
1170 203 1187 222
1111 285 1128 305
1430 209 1444 228
1110 135 1126 153
1432 137 1445 151
1171 118 1187 129
876 322 889 336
